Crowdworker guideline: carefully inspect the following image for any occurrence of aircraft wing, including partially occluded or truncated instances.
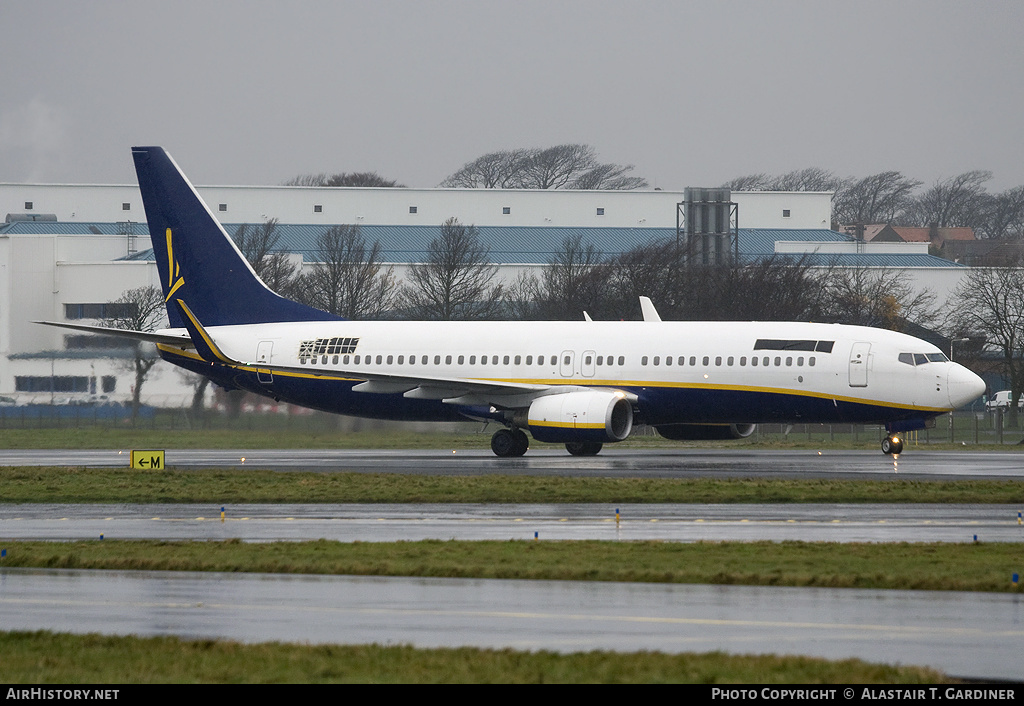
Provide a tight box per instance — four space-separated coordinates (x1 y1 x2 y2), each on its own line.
171 299 591 409
236 358 567 408
34 321 194 348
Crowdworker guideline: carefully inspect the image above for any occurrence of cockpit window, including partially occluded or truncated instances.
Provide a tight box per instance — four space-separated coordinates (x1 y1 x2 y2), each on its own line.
899 352 948 366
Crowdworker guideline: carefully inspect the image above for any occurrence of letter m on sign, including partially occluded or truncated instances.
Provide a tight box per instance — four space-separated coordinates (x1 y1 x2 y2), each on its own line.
130 450 166 470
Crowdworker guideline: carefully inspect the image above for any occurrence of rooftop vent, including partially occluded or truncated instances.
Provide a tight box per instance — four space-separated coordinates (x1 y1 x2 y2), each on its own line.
6 213 58 223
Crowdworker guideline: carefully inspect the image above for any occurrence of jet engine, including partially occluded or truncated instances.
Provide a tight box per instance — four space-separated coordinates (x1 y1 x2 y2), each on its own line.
654 423 756 441
520 390 633 443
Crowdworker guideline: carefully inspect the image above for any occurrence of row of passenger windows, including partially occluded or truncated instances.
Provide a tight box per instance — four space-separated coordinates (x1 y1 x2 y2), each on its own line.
299 353 626 367
641 355 816 367
297 352 816 369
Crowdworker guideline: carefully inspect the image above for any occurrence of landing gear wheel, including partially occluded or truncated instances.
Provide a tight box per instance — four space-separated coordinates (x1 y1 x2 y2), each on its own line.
565 441 603 456
511 429 529 456
492 429 529 457
881 435 904 455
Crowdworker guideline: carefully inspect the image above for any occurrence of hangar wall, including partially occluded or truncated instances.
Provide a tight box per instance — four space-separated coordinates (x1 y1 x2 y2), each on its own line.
0 180 960 408
2 182 832 231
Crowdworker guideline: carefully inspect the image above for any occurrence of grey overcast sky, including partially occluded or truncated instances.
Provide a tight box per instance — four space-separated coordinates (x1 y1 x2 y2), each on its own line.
2 0 1022 191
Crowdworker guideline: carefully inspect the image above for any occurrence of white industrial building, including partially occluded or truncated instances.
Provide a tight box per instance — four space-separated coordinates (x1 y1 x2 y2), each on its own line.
0 181 967 409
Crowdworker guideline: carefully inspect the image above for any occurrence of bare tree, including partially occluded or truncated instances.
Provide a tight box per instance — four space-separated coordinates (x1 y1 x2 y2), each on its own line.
300 224 396 319
948 264 1024 424
533 234 612 319
819 266 937 331
770 168 845 193
441 144 647 190
232 219 300 296
398 218 503 320
723 168 843 193
524 145 599 189
832 171 922 225
977 186 1024 240
708 255 830 322
175 368 212 417
721 173 774 191
570 163 649 190
101 285 167 420
284 172 404 187
502 270 543 320
902 171 992 229
606 239 827 323
609 239 684 319
440 150 534 188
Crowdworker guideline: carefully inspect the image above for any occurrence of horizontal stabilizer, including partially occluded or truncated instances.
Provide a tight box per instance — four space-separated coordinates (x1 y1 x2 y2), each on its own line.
33 320 193 348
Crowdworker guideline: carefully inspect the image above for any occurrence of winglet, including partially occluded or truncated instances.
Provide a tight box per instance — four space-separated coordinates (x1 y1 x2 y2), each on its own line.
639 296 662 322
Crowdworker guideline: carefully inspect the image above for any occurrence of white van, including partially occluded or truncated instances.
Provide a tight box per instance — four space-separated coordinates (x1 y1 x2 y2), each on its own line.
986 390 1023 411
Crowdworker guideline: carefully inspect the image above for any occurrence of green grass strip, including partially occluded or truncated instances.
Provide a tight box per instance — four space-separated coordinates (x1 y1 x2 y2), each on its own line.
0 631 953 683
1 425 1022 451
1 466 1023 503
2 540 1022 592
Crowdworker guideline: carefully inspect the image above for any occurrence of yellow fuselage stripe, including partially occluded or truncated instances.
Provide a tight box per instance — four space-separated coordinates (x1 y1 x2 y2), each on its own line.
174 302 233 364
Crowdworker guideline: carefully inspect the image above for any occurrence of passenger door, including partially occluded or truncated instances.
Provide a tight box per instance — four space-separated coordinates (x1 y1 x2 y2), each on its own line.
848 342 870 387
256 341 273 384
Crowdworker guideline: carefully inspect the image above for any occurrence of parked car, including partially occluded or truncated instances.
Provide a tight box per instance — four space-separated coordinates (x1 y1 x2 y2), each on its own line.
985 390 1024 411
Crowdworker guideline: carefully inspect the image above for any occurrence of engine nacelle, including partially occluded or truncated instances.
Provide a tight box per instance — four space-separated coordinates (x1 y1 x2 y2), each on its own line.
655 423 756 441
522 390 634 444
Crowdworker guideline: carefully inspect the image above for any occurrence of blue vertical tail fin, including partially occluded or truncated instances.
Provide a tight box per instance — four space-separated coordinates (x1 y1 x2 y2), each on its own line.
132 146 341 327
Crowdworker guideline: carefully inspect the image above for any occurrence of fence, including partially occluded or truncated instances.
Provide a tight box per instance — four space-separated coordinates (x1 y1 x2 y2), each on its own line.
752 411 1023 447
0 405 1020 446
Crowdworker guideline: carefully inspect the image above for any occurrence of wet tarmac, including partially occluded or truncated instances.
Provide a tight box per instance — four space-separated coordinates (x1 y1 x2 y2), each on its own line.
2 502 1022 543
3 447 1024 480
1 567 1020 681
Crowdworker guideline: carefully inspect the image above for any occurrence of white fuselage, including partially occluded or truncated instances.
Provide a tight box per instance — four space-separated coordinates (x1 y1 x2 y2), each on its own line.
158 318 984 426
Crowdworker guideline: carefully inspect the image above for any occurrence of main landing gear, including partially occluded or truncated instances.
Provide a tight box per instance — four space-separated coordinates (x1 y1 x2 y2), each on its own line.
489 429 605 457
881 434 904 455
490 428 529 457
565 441 603 456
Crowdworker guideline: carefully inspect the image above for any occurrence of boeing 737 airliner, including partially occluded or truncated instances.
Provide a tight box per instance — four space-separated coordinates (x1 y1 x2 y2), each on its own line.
41 147 986 456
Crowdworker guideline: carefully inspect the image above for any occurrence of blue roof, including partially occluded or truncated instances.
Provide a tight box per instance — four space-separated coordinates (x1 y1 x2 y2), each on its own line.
757 253 962 268
0 221 135 235
740 228 852 255
270 225 680 263
3 220 962 268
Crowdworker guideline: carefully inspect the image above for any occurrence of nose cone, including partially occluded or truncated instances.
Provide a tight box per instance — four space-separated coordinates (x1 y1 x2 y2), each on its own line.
948 364 986 409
